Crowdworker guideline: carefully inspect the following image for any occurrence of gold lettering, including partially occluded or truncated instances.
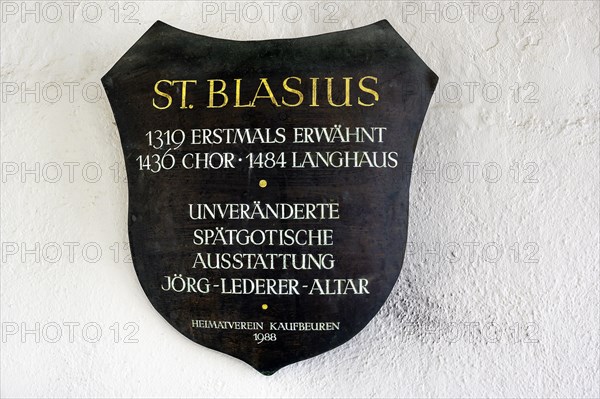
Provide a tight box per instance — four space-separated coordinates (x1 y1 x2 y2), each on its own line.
153 76 380 109
252 78 279 107
326 77 352 107
152 80 173 110
358 76 379 106
207 79 228 108
281 77 303 107
234 79 253 108
310 77 319 107
172 80 197 109
252 78 280 107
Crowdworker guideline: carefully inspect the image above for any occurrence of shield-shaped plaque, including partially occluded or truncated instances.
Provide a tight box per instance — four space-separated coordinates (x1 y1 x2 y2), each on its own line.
102 20 437 374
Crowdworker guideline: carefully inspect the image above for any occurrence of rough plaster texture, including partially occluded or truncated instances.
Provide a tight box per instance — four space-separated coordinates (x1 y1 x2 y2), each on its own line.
1 1 598 397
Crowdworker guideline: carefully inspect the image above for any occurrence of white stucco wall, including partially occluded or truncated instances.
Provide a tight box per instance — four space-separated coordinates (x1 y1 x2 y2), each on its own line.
1 1 598 397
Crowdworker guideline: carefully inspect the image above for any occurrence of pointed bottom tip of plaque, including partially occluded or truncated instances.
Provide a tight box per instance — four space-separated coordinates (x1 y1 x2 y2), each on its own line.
250 364 282 376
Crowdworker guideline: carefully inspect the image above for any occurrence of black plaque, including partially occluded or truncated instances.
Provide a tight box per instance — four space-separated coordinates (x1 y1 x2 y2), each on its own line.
102 20 437 374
